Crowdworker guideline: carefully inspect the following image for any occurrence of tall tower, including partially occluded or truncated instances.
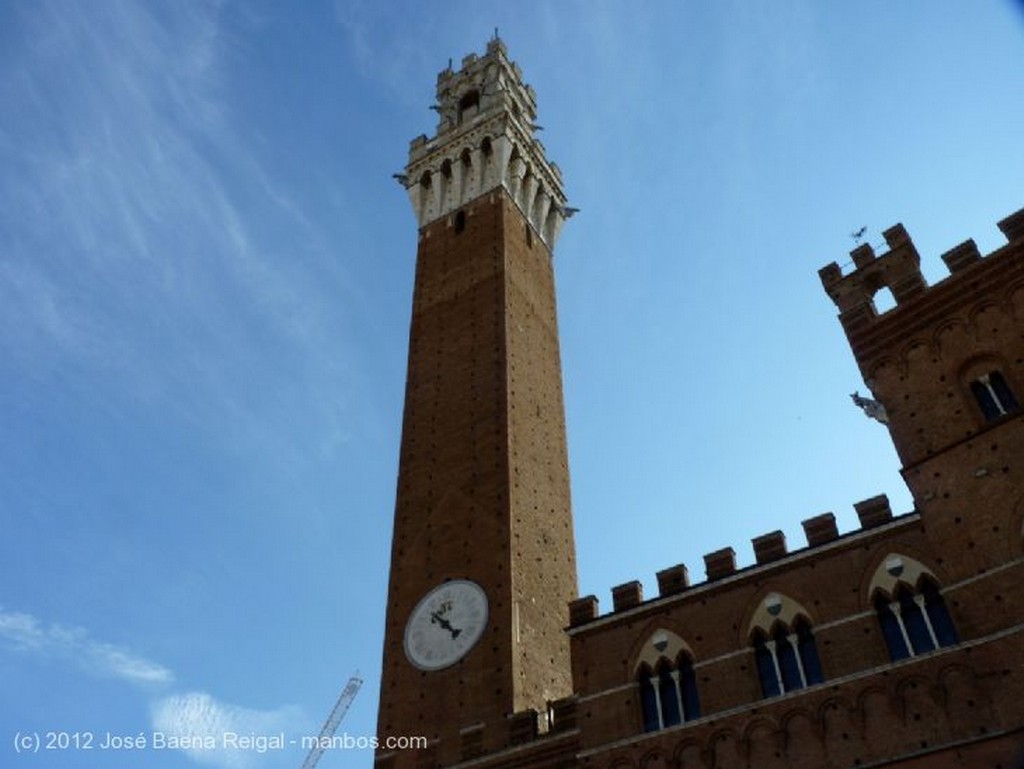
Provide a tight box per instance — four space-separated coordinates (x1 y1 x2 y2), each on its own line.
376 39 577 767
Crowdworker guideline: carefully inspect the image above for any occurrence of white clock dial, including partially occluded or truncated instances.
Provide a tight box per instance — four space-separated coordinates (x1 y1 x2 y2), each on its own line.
404 580 488 671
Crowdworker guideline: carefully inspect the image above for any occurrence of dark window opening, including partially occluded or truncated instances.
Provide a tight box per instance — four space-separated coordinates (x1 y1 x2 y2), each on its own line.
458 90 480 124
637 653 700 732
899 586 936 654
754 631 781 698
875 578 957 662
754 618 824 698
971 370 1019 421
454 211 466 234
775 626 803 692
679 654 700 720
971 380 1002 421
796 618 824 685
922 579 958 647
876 593 911 661
657 664 681 727
638 665 659 733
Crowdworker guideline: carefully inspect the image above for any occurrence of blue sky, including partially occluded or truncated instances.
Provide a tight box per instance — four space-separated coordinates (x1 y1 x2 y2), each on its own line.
2 2 1023 768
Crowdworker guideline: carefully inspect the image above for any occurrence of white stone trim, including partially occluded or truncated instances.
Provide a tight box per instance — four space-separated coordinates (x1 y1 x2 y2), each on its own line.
400 41 568 248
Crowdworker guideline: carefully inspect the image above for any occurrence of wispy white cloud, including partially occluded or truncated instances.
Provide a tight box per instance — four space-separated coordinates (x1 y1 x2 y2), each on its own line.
331 0 442 106
0 607 173 686
0 608 305 769
0 0 231 361
151 692 304 769
0 0 362 469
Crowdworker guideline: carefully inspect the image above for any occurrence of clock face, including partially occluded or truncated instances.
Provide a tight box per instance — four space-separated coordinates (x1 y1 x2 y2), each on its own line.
404 580 488 671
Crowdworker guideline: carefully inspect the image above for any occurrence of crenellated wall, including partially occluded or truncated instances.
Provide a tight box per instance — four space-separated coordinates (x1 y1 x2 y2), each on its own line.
569 495 904 627
564 494 1023 766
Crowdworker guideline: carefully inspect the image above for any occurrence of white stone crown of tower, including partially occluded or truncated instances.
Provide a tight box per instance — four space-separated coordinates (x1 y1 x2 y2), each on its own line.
401 38 569 248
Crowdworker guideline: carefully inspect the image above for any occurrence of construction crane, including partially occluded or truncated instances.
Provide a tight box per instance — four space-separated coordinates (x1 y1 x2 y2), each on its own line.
300 673 363 769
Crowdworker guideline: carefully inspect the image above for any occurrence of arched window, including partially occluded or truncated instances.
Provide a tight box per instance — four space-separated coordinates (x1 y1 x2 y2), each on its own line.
875 591 909 661
638 663 660 733
656 660 681 727
795 617 824 685
874 576 958 661
752 617 823 698
748 593 824 699
922 579 958 647
678 653 700 721
457 89 480 124
753 630 780 698
970 370 1019 422
636 649 700 731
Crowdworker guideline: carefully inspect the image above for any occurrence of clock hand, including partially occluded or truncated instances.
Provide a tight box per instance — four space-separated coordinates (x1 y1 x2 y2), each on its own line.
430 611 463 639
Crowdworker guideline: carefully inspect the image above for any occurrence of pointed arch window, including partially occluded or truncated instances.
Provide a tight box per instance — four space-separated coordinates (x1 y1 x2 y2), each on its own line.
970 370 1019 422
753 617 824 698
874 576 957 661
638 664 660 733
637 653 700 732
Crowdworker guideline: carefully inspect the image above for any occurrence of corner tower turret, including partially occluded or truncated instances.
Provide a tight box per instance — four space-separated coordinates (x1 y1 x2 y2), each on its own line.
821 208 1024 582
820 209 1024 472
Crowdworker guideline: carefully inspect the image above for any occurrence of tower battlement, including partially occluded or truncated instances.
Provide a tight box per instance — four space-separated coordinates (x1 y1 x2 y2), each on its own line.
818 223 926 326
819 207 1024 364
400 38 568 247
819 207 1024 468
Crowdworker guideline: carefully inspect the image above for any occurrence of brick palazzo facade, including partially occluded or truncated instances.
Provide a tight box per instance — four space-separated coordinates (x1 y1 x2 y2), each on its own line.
375 39 1024 769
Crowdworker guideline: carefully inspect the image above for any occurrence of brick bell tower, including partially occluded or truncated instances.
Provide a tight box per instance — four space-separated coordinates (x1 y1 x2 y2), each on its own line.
376 38 577 767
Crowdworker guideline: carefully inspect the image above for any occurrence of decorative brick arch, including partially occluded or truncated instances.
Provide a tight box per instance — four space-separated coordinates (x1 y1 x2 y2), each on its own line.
780 707 826 766
866 553 938 600
639 747 671 769
672 740 707 769
631 628 694 675
933 318 971 360
707 728 743 769
967 300 1011 333
859 546 947 607
746 592 814 639
606 754 635 769
742 715 781 768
